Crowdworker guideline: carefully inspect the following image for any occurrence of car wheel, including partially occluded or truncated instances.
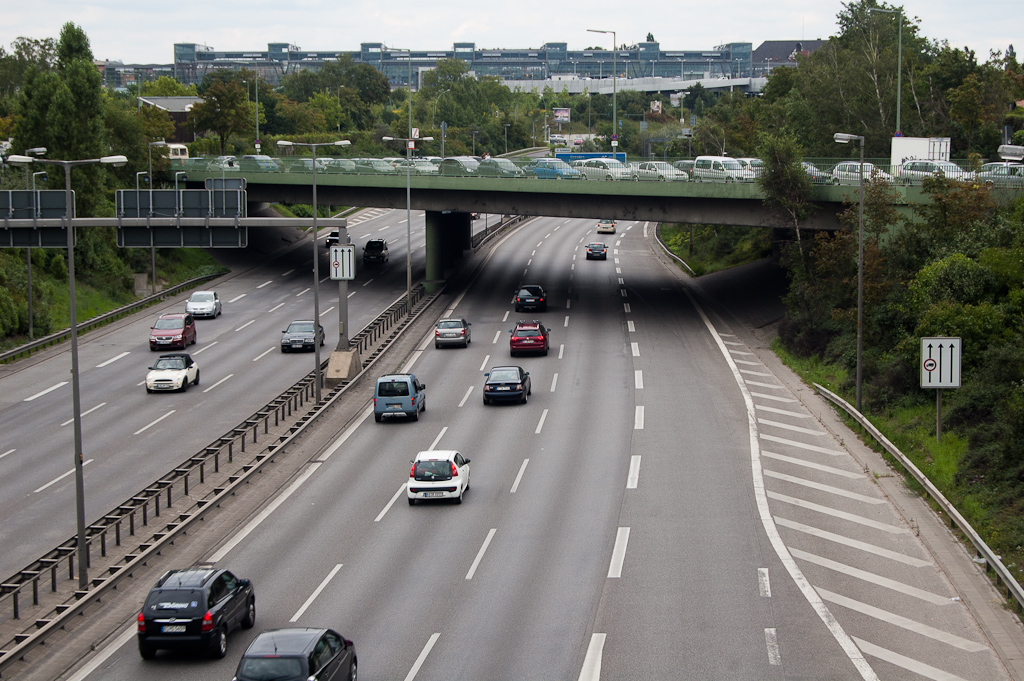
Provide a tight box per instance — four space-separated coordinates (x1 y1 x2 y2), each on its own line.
374 413 382 423
146 387 153 394
659 176 667 181
455 487 463 504
408 497 415 506
241 598 256 629
521 391 528 404
193 370 200 386
483 395 490 405
210 628 228 659
408 410 419 422
510 350 517 357
831 178 840 185
139 642 157 660
350 661 357 681
181 378 189 392
435 342 440 349
543 348 549 356
555 175 563 180
632 175 640 182
580 173 588 180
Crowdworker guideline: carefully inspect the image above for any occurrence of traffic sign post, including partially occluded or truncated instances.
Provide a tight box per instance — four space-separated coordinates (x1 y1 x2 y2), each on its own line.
330 244 355 280
920 336 961 442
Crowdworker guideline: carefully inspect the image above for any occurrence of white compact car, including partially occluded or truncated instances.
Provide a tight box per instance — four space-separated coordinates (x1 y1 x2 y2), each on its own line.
407 450 471 505
185 290 221 318
146 353 199 393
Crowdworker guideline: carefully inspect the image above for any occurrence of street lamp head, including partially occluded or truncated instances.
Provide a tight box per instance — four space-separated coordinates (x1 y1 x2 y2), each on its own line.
6 154 35 166
421 137 434 142
26 147 47 156
833 133 863 144
998 144 1024 161
102 155 129 167
334 140 351 147
381 136 395 142
588 29 610 34
148 140 167 148
277 140 293 147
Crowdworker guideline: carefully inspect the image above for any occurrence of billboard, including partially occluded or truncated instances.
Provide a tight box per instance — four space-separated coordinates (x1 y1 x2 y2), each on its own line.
650 101 662 114
553 108 571 123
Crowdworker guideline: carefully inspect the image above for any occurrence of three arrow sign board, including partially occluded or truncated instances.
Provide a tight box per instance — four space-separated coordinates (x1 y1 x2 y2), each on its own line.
920 337 961 389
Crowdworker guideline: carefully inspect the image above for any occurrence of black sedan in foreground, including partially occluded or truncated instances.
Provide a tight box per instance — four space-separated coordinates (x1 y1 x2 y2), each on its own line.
483 366 532 404
281 321 325 352
233 627 356 681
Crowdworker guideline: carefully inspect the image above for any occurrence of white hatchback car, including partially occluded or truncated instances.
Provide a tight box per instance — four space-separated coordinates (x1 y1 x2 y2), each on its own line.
579 158 631 181
407 450 471 505
146 353 199 393
830 161 894 185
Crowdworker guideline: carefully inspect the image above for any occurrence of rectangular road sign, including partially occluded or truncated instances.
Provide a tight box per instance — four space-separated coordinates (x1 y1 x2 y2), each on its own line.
920 336 961 388
330 244 355 280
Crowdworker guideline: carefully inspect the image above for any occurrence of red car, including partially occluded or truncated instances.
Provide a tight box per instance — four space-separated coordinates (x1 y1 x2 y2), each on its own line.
509 320 550 357
149 313 197 350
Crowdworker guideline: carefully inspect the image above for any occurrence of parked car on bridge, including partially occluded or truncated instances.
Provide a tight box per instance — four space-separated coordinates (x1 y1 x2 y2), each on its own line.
579 157 631 181
801 162 833 185
522 157 581 179
322 158 357 174
977 164 1024 187
896 159 974 184
439 156 481 176
354 158 398 174
735 157 765 177
207 156 238 171
672 160 696 179
477 157 526 177
631 161 687 181
693 156 756 183
395 159 439 175
239 155 283 172
830 161 894 185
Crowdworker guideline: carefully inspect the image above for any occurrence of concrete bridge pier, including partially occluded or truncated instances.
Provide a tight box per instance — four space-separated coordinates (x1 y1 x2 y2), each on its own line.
424 211 472 293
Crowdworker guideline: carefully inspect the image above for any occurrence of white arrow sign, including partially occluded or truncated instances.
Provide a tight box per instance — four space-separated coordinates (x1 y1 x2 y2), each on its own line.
920 337 961 388
330 244 355 281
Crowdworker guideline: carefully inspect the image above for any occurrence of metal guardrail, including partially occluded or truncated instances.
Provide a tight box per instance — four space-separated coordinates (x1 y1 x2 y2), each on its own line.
814 383 1024 612
653 224 696 276
0 271 224 364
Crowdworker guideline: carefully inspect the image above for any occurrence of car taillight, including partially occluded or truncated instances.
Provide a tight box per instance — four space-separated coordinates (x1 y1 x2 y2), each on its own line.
137 611 145 632
451 462 459 476
515 383 523 389
373 397 377 407
201 611 214 632
435 330 440 337
459 329 465 336
410 463 416 477
411 396 416 405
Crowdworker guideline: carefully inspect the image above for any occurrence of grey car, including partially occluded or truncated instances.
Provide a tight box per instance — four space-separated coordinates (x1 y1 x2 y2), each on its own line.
185 290 221 318
435 318 471 348
281 321 325 352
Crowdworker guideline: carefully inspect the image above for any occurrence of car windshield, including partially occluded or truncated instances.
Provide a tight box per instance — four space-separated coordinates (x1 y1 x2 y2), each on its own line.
459 158 480 168
414 460 452 480
287 322 314 333
154 318 183 330
365 241 384 252
518 287 542 297
378 381 410 397
438 321 463 329
589 243 605 249
190 293 214 302
490 159 516 168
514 329 539 338
550 160 571 170
154 358 185 370
237 656 305 681
489 369 520 381
722 160 744 170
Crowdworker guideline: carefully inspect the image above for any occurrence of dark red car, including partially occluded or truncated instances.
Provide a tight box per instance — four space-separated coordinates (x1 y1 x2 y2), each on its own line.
149 313 197 350
509 320 549 357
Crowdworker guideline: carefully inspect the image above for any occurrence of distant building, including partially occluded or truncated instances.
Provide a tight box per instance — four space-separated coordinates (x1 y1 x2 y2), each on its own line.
751 40 825 76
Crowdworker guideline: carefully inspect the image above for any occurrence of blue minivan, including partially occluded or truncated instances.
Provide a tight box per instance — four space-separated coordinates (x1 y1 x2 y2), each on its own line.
374 373 427 422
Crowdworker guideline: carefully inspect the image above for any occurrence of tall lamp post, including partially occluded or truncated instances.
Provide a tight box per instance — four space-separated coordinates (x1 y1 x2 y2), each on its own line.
834 132 866 411
588 29 617 145
23 148 47 340
382 134 433 310
868 7 903 136
7 152 128 589
276 139 350 403
174 171 188 216
147 139 166 292
504 124 510 155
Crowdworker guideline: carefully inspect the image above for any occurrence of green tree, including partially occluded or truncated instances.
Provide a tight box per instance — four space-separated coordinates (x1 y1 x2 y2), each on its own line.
188 79 249 155
757 132 814 265
141 75 197 97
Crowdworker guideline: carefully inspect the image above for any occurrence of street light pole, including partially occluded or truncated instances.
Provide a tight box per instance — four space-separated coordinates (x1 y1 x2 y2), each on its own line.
277 139 351 403
504 124 510 155
174 171 188 216
7 152 128 589
834 132 866 411
147 139 166 293
588 29 617 142
383 134 434 309
869 7 903 135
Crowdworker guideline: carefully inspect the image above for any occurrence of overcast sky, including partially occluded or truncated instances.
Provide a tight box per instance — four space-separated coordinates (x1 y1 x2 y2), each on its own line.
2 0 1017 66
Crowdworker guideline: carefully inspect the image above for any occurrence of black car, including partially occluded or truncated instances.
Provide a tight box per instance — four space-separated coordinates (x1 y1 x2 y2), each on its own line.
363 238 389 263
137 567 255 659
586 242 608 260
325 230 340 248
438 156 480 176
483 366 532 404
281 321 325 352
514 285 547 312
477 157 525 178
233 627 356 681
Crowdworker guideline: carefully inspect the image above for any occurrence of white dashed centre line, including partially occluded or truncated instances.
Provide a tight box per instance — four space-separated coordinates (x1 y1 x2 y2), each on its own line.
134 410 175 435
618 277 624 285
96 352 130 368
564 315 570 328
296 287 310 296
759 568 772 597
202 373 234 394
362 278 374 287
620 289 627 297
465 529 497 580
192 341 217 355
631 342 640 357
34 459 94 493
765 629 781 665
634 406 645 429
235 320 255 332
566 300 571 309
479 355 490 372
510 459 529 493
427 427 447 451
527 259 532 266
458 386 474 407
0 449 15 460
558 344 564 359
492 330 501 344
502 311 510 322
253 347 275 362
627 455 641 489
404 633 440 681
319 306 335 316
228 294 246 303
256 280 273 289
550 373 558 392
61 402 106 426
535 409 549 434
268 302 285 312
290 564 342 622
607 527 630 578
24 382 68 402
623 303 631 313
282 269 295 276
627 320 635 332
616 267 621 274
635 370 643 389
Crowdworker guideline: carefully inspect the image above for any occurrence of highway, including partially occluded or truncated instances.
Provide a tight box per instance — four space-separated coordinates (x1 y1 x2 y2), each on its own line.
0 207 482 578
40 215 1009 681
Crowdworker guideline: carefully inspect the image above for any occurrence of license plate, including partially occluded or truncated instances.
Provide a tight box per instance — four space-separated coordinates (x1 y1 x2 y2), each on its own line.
444 333 458 337
158 340 171 344
496 386 510 391
291 344 303 348
161 625 187 633
388 404 402 409
424 491 444 498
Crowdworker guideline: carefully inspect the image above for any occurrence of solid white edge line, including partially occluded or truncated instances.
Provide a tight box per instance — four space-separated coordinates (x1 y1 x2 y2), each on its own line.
65 625 137 681
626 455 641 489
680 285 878 680
24 381 68 402
607 527 630 578
564 315 570 328
428 427 448 451
510 458 529 493
133 410 175 436
459 386 474 407
95 351 130 368
465 528 497 580
290 564 343 622
375 485 406 522
33 459 93 493
404 633 441 681
535 408 548 434
577 633 607 681
202 373 234 394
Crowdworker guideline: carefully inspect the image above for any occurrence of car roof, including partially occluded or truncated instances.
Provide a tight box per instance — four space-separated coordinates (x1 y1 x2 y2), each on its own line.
414 450 460 461
157 312 188 319
513 320 543 328
246 628 328 656
488 366 522 373
156 353 193 360
588 242 606 246
154 567 220 588
378 373 414 380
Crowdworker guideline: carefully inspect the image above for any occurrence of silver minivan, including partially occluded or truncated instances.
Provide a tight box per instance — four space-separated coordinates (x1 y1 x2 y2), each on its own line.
693 156 756 182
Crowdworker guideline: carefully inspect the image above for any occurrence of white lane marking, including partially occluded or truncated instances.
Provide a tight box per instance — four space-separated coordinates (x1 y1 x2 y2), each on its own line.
792 548 951 604
290 564 343 622
362 278 374 287
134 410 175 435
747 380 785 389
537 241 543 247
572 254 576 261
64 625 136 681
492 330 501 344
631 342 640 357
228 293 246 303
347 292 356 299
297 287 310 296
564 315 570 328
769 492 910 533
776 518 930 567
502 311 509 322
404 633 441 681
558 344 564 359
635 370 643 389
527 258 533 266
235 320 255 332
524 267 529 276
0 449 15 460
751 391 797 403
511 459 529 493
202 373 234 394
545 233 551 238
256 280 273 289
282 269 295 276
465 528 497 580
852 637 970 681
758 418 823 435
61 402 106 426
535 409 549 434
818 590 984 651
459 386 474 407
320 306 335 316
759 568 771 597
577 633 607 681
570 264 574 271
378 226 389 232
765 628 781 665
566 300 571 309
550 373 558 392
634 406 644 430
627 455 641 489
764 470 885 504
620 289 627 298
192 341 217 355
618 277 624 285
756 405 812 418
95 351 130 368
24 382 68 402
734 359 761 366
405 349 425 371
607 527 630 578
623 303 631 313
616 267 622 274
428 427 448 451
479 355 490 372
33 459 94 493
532 250 536 256
762 451 862 478
627 320 635 332
320 276 331 283
643 224 648 237
375 485 406 522
741 369 774 377
268 302 286 312
614 258 620 263
253 347 275 362
761 433 844 456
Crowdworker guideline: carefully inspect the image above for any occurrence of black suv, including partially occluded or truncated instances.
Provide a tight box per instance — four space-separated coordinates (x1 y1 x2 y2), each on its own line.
363 238 389 263
233 627 357 681
137 567 255 659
